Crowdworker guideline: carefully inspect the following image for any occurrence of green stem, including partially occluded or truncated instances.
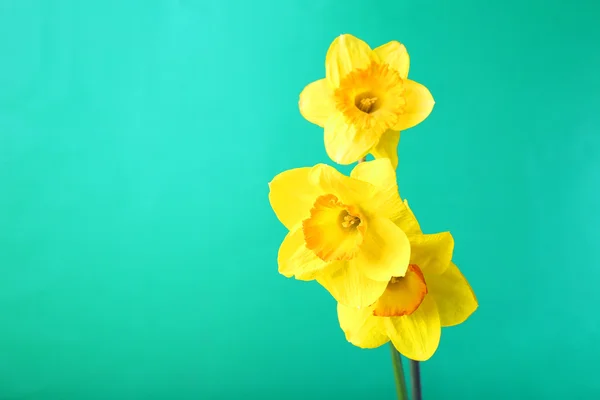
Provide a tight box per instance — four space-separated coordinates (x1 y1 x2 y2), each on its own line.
390 343 409 400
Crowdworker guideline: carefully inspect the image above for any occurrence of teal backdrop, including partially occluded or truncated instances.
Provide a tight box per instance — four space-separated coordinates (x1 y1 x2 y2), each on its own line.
1 1 599 399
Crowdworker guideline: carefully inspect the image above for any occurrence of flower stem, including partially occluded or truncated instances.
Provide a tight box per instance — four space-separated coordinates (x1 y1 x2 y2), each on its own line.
410 360 422 400
390 343 409 400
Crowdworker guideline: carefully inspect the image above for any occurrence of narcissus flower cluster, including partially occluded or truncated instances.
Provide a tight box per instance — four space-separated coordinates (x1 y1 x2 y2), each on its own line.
268 34 477 361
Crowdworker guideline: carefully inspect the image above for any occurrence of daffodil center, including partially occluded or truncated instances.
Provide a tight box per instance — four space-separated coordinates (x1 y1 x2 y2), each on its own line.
340 211 361 229
302 194 366 262
373 265 428 317
333 63 405 138
355 92 380 114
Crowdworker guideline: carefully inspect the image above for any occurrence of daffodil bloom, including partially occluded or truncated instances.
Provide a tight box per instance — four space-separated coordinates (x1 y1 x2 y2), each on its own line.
336 201 478 361
268 159 420 308
299 34 435 168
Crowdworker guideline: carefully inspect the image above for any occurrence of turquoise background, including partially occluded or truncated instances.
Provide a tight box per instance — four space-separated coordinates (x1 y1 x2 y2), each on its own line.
1 1 599 399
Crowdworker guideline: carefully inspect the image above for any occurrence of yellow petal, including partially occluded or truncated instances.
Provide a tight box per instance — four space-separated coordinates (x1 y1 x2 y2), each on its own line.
374 41 409 79
407 232 454 275
350 160 421 235
316 261 388 308
385 295 441 361
370 130 400 169
393 80 435 131
372 265 427 317
350 157 397 189
309 163 375 207
337 303 389 348
355 217 410 282
350 158 405 222
302 194 365 262
326 34 375 88
427 262 478 327
299 79 336 127
277 228 327 280
394 199 422 234
324 112 379 165
268 167 323 230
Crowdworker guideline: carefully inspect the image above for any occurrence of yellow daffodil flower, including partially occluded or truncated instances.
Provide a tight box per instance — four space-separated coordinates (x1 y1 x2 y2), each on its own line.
299 34 435 168
268 159 419 308
336 201 478 361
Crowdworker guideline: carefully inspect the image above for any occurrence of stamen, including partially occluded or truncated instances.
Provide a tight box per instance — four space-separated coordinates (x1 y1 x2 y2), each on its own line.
341 214 360 228
357 97 378 113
